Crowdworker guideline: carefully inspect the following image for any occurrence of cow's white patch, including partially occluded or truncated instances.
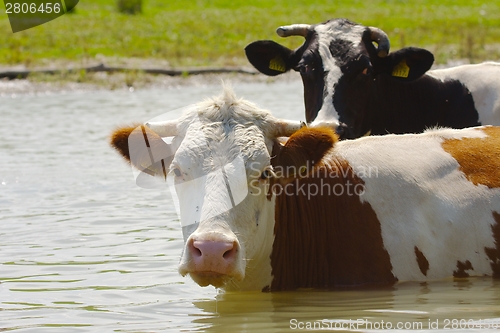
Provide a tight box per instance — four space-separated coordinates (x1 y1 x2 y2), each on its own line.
335 127 499 280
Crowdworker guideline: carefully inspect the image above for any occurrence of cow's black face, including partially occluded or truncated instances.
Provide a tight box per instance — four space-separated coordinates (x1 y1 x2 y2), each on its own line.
246 19 371 124
246 18 434 139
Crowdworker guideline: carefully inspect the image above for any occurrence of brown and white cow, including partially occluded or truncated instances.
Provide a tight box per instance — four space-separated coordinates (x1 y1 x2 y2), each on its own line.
245 18 500 139
110 86 500 291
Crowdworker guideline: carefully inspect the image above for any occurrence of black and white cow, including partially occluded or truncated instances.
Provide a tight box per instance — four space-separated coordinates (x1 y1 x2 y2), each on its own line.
245 18 500 139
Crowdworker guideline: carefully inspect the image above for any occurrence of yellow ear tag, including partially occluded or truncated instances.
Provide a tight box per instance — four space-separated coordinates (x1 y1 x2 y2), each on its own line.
392 58 410 78
269 55 286 73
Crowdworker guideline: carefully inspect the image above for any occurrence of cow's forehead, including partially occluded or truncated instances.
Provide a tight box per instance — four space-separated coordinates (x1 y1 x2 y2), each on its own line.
313 19 366 45
170 89 279 175
176 95 275 137
173 117 271 174
183 120 268 151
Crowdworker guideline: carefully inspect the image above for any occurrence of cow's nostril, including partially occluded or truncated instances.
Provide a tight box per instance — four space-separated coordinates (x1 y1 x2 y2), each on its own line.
193 246 202 257
223 242 237 260
223 249 232 259
190 239 203 258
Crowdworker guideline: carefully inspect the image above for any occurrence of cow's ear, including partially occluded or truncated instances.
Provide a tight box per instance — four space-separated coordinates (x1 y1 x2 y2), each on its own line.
271 127 337 183
245 40 296 76
110 124 174 179
376 47 434 81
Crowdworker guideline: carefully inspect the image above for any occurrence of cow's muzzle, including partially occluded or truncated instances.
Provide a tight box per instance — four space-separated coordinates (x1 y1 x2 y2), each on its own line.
179 237 244 287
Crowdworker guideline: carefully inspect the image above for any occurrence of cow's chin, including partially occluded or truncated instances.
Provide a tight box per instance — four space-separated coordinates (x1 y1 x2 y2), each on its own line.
189 271 243 288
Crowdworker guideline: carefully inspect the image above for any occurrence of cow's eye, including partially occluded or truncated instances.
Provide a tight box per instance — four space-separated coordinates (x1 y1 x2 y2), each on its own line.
296 60 317 76
173 168 182 177
299 64 313 75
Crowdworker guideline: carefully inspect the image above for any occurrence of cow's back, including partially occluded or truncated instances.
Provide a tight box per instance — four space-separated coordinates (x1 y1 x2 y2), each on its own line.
336 126 500 282
270 126 500 290
428 63 500 126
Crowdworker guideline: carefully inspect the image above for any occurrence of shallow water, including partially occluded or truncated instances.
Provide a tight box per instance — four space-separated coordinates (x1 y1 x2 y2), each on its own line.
1 80 500 332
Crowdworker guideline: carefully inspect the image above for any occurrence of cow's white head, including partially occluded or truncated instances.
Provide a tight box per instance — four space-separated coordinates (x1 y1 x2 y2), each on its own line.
110 87 309 291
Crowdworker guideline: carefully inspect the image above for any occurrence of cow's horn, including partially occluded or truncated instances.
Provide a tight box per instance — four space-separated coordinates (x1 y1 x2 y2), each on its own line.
145 120 179 137
369 27 390 58
276 24 311 38
273 120 306 137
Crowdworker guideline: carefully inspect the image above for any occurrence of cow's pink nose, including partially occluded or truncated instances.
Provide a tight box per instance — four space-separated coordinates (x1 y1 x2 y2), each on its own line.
191 240 236 262
189 240 238 275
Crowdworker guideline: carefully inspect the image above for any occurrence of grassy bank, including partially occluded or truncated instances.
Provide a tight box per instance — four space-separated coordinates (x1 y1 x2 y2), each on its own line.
1 0 499 68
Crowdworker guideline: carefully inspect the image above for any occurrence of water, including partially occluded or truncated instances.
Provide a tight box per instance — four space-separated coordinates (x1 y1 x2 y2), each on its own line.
1 79 500 332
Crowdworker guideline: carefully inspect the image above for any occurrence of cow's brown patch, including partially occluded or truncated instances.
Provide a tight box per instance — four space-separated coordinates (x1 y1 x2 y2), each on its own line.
414 246 429 276
453 260 474 278
270 129 396 290
110 124 173 177
441 127 500 188
484 212 500 278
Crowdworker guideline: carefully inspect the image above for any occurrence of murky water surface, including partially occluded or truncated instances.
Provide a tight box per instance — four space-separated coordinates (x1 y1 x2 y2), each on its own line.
1 80 500 332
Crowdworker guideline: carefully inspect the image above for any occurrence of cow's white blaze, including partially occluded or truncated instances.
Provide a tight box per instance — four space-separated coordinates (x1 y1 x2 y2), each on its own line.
169 156 246 238
312 21 366 127
167 116 249 241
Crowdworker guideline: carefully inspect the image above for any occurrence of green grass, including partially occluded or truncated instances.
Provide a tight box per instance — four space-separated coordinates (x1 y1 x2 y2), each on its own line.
0 0 499 67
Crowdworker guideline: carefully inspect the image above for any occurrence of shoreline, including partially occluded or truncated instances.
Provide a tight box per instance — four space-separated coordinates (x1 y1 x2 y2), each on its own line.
0 70 301 95
0 58 477 95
